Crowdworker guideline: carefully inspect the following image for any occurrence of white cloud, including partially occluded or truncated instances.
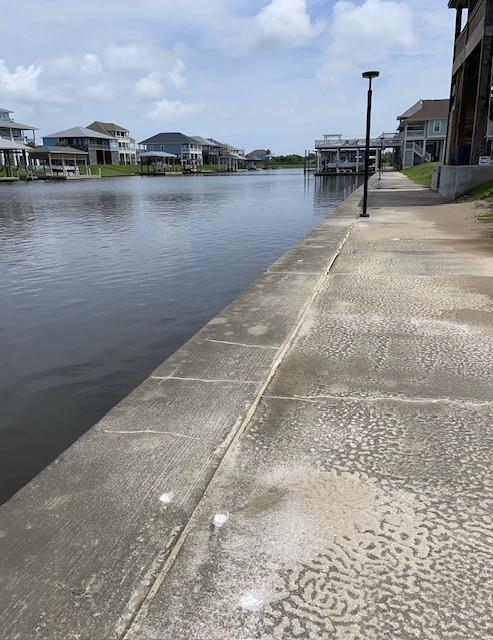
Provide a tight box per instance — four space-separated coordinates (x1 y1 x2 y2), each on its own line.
103 43 147 71
147 99 204 120
167 59 186 89
319 0 416 82
0 59 41 95
81 54 102 75
254 0 322 46
135 72 164 99
134 60 185 99
79 82 114 100
0 58 70 106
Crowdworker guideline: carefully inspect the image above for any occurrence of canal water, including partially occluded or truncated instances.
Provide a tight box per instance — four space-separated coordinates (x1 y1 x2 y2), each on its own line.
0 170 360 503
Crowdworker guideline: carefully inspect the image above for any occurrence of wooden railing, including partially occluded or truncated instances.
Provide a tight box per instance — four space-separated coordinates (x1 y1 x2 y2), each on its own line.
455 26 468 59
455 0 486 60
468 0 486 35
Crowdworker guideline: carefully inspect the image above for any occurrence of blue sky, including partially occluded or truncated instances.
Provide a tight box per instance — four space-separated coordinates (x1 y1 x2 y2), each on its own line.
0 0 455 154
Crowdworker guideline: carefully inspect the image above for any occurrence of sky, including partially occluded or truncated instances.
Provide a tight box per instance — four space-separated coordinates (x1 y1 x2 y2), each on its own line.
0 0 455 154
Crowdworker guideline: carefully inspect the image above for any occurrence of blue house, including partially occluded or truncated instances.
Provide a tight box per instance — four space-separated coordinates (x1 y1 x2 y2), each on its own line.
139 132 203 168
43 126 119 165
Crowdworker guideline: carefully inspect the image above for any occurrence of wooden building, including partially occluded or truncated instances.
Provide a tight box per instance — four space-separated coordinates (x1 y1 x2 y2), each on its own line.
446 0 493 165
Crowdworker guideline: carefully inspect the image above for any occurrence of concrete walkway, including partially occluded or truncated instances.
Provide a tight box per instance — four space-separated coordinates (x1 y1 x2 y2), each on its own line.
126 173 493 639
1 173 492 639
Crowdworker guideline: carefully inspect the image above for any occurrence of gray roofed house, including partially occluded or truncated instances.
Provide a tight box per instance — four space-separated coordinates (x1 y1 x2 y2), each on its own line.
88 121 127 135
191 136 222 165
44 126 116 140
140 132 199 146
207 138 226 148
43 127 120 165
396 99 450 170
191 136 213 146
246 149 273 161
87 121 137 165
0 107 37 144
139 132 203 168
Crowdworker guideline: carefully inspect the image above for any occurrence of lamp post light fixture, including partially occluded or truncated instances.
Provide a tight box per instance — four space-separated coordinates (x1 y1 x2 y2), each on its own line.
361 70 380 218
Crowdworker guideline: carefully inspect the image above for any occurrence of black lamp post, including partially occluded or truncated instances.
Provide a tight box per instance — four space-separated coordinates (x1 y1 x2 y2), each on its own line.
379 133 385 181
361 70 380 218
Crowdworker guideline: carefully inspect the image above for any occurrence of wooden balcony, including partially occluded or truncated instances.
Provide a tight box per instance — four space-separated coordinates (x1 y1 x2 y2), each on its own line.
453 0 486 72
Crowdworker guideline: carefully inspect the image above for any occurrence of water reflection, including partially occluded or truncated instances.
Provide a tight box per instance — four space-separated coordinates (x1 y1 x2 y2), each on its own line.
0 170 360 503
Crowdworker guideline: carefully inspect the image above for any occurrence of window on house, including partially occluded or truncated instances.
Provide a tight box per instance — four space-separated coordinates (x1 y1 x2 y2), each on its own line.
432 121 442 134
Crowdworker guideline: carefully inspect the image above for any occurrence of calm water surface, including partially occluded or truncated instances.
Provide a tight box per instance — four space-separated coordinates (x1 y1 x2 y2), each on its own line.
0 170 360 503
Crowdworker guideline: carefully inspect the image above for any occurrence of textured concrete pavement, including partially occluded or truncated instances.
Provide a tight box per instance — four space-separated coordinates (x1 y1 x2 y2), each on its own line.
1 173 493 639
125 173 493 639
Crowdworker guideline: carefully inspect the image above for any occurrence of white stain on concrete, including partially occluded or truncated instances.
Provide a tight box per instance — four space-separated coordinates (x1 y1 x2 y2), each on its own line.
159 492 174 505
247 324 269 336
213 513 229 528
240 591 265 611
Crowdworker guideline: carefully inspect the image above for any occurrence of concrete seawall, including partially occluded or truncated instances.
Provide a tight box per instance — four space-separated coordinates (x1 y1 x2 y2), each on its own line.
0 183 364 639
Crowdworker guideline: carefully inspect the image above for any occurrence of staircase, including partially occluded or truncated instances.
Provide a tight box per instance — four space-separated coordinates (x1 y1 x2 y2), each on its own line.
413 142 432 163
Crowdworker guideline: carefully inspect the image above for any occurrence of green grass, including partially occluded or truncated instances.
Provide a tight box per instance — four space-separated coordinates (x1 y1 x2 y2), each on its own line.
200 164 224 172
402 162 438 188
85 164 141 177
461 180 493 202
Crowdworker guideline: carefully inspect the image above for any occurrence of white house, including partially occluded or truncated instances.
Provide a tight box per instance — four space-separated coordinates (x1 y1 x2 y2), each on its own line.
0 107 37 144
397 99 450 169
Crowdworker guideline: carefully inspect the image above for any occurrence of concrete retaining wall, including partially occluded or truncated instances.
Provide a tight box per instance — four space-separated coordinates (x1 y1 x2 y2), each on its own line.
433 164 493 199
0 182 365 640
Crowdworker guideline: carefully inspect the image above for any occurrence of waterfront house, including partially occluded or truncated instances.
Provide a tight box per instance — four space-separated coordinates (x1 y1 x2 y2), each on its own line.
445 0 493 165
87 121 137 165
192 136 221 165
139 132 203 168
203 138 247 170
396 99 450 169
246 149 274 169
43 127 119 165
0 107 37 144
